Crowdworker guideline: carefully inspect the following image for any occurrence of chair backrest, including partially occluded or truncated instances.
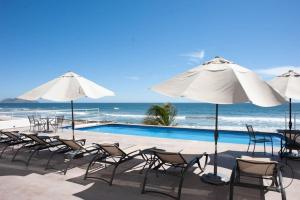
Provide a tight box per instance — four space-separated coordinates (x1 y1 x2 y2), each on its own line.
284 130 300 144
246 124 256 139
56 116 64 124
154 150 186 165
236 157 277 177
100 144 125 157
32 115 42 123
59 139 83 150
24 134 48 145
28 115 34 124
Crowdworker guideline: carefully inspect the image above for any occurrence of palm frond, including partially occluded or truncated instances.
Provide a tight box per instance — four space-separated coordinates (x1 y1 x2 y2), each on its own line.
143 103 177 126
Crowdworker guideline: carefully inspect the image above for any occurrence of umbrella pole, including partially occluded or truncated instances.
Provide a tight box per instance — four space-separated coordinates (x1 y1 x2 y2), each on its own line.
201 104 227 185
71 100 75 140
288 98 292 153
289 98 292 131
214 104 219 175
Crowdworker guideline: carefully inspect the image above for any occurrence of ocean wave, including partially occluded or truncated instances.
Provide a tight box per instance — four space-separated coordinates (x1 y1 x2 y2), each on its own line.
218 115 287 123
180 125 279 132
103 113 186 120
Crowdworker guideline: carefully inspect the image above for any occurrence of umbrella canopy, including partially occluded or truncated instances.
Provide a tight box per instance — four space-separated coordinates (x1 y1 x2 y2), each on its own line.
19 72 114 101
152 56 285 106
269 70 300 130
152 56 285 184
18 71 115 139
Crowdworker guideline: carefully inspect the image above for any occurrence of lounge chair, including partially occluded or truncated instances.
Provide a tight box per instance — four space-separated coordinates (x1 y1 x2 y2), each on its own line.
141 150 208 200
84 143 143 185
0 130 19 143
0 131 32 158
229 156 286 200
45 138 100 174
11 134 62 166
246 124 273 155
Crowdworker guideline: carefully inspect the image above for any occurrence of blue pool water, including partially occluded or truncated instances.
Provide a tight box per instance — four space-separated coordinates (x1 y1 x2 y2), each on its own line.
77 124 283 146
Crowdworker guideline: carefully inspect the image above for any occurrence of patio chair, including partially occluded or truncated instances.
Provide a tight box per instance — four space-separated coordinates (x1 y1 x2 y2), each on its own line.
229 156 286 200
141 150 208 200
0 131 32 158
28 115 46 132
84 143 143 185
246 124 273 155
11 134 62 166
50 115 64 132
45 138 100 174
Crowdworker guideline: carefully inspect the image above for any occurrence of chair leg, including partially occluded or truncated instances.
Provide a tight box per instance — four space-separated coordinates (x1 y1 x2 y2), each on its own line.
252 142 256 155
278 171 286 200
177 167 190 200
229 183 234 200
26 149 39 167
271 138 274 156
0 145 10 158
12 145 26 162
229 168 236 200
247 140 251 152
141 161 156 194
45 150 58 170
109 163 119 186
84 154 99 179
64 159 72 175
139 161 148 174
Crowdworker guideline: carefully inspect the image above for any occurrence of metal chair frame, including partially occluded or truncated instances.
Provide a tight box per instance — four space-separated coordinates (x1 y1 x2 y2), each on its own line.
0 131 32 158
45 139 100 174
280 130 300 160
11 134 62 166
50 115 64 132
84 143 141 185
141 150 208 200
246 124 273 155
229 159 286 200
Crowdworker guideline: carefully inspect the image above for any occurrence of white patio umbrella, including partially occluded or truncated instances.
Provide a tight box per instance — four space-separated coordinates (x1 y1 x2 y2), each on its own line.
152 56 285 184
269 70 300 131
18 71 115 139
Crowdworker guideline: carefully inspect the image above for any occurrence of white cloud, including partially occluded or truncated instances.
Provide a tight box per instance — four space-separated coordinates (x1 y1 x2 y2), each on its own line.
256 66 300 77
181 50 205 65
125 76 140 81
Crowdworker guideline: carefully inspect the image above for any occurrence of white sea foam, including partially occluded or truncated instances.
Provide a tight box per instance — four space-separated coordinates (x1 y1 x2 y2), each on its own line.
219 115 286 123
103 113 186 120
103 113 146 118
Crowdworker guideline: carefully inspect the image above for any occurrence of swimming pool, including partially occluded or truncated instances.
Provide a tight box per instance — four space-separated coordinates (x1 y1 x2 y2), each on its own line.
77 124 283 146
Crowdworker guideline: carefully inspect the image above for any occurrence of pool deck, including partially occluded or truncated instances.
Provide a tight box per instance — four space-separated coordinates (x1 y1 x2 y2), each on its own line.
0 128 299 200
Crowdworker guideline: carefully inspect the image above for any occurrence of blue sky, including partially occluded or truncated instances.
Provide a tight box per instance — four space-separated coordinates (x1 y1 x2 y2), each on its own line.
0 0 300 102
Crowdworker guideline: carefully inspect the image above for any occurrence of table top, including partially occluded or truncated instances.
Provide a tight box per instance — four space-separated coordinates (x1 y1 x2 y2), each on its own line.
277 129 300 134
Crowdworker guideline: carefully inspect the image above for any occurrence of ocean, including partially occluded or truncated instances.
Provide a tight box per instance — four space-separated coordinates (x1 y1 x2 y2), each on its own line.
0 103 299 132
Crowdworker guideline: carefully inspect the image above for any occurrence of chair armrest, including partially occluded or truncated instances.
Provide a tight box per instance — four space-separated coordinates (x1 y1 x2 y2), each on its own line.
127 149 141 157
193 152 209 172
75 139 86 146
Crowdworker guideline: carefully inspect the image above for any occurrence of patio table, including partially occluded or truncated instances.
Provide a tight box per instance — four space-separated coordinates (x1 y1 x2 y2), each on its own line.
41 117 55 132
277 129 300 158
